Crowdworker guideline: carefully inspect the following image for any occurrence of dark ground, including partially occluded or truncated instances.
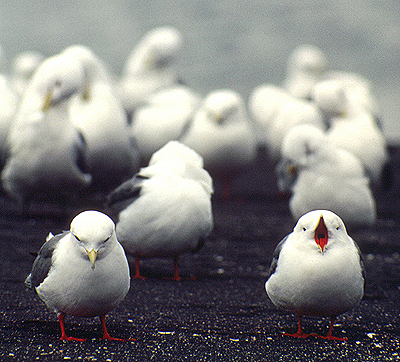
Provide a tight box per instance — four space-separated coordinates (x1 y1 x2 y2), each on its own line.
1 148 400 361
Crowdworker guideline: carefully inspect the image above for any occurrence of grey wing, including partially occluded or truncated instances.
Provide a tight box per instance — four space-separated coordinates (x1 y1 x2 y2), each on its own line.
267 235 289 279
25 232 67 290
73 130 89 175
106 174 147 207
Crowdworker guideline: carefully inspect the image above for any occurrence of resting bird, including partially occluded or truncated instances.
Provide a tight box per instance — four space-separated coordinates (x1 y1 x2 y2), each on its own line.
129 84 201 164
283 44 328 100
2 52 92 207
265 210 365 341
107 141 213 280
117 26 183 120
181 89 257 198
25 210 132 341
248 84 325 159
278 124 376 226
64 45 140 191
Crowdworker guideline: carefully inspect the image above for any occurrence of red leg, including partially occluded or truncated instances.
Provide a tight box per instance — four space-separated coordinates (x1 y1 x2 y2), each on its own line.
58 313 87 342
319 316 348 341
133 257 146 280
172 257 182 281
100 315 135 341
282 315 310 339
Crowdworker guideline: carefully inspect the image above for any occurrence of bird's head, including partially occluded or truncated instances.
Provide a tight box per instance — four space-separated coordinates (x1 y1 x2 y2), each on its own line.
70 210 117 269
38 54 84 112
294 210 348 253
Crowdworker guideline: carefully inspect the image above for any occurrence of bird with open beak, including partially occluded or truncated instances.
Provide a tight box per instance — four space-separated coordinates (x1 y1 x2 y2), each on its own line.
265 209 365 341
25 210 132 341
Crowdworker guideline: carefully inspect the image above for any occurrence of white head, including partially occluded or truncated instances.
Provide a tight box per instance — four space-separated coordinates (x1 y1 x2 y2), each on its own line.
311 79 348 117
287 44 328 77
126 27 182 74
12 51 44 79
281 124 328 168
70 210 117 269
148 141 204 169
292 209 349 253
25 53 85 112
202 89 246 126
61 44 112 89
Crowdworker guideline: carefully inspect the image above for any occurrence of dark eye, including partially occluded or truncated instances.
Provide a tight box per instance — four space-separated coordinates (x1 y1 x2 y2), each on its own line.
336 226 340 230
104 234 112 242
303 227 306 231
74 234 81 242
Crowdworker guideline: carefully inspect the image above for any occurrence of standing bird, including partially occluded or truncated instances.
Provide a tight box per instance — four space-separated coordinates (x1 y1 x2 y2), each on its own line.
278 124 376 226
25 210 132 341
2 53 92 207
248 84 325 159
181 89 257 198
129 84 201 165
107 141 213 280
64 45 140 192
117 27 183 120
283 44 328 100
265 210 365 341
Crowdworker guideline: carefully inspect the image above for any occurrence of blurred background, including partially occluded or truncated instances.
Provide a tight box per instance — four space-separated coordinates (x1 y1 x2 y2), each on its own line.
0 0 399 142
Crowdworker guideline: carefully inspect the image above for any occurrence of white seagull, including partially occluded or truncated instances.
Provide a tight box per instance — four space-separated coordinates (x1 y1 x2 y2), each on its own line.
64 45 140 191
2 53 92 207
326 112 389 187
129 84 201 164
181 89 257 198
265 209 365 341
8 50 44 97
117 27 183 119
248 84 325 159
278 124 376 226
107 141 213 280
25 210 132 341
283 44 328 100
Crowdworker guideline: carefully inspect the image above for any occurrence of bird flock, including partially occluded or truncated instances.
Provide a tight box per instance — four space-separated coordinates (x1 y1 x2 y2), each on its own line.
0 26 389 341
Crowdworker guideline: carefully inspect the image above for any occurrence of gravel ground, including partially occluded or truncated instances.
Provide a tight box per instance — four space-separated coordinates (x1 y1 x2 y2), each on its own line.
0 149 400 361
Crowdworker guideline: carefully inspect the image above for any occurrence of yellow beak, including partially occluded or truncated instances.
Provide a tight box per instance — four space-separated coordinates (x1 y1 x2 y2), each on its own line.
42 91 53 111
87 249 98 270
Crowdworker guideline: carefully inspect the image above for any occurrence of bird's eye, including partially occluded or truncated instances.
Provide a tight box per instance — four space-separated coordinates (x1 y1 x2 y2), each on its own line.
74 234 81 242
336 226 340 230
104 234 112 243
303 227 306 231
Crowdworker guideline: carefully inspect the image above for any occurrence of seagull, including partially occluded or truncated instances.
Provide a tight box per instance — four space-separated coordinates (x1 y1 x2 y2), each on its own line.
180 89 257 198
129 84 201 164
117 27 183 119
25 210 132 341
265 209 365 341
107 141 213 280
326 112 389 187
278 124 376 226
64 45 140 191
8 50 44 97
283 44 328 100
1 52 92 207
248 84 325 159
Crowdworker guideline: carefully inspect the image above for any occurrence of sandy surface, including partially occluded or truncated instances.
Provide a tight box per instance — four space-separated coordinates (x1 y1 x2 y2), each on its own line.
0 149 400 361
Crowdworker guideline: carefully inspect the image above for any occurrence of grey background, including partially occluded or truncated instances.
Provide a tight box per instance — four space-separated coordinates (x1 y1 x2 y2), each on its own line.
1 0 399 142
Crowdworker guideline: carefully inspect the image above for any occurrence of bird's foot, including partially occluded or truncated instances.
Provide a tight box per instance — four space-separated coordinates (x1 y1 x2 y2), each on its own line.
282 332 311 339
132 274 146 280
312 333 347 342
